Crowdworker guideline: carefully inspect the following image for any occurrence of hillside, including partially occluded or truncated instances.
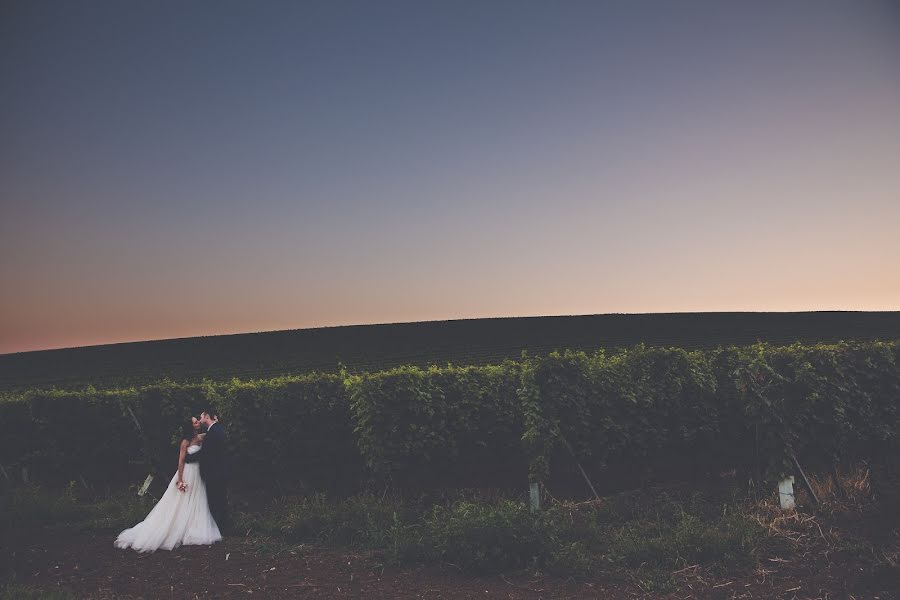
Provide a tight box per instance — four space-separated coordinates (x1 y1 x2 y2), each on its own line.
2 311 900 391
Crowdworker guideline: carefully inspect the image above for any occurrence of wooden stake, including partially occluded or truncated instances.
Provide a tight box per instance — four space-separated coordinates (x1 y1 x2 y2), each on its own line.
575 461 603 504
558 434 603 504
138 474 153 496
126 406 143 432
790 452 819 505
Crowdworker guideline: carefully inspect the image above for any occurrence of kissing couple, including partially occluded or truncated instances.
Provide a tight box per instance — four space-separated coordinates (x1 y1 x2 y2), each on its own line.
115 407 228 552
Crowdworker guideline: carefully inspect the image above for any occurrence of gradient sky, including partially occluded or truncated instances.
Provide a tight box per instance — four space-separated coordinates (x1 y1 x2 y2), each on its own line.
2 1 899 354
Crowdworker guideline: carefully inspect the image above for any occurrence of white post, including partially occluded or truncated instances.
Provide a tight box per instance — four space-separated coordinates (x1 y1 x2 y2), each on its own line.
529 482 541 512
778 476 795 510
21 467 28 484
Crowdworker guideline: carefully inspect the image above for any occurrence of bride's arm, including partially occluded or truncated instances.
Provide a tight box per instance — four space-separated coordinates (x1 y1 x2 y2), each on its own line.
177 440 189 490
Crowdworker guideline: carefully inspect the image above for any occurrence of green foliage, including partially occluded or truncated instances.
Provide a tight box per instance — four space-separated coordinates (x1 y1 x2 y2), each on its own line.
528 347 721 481
23 388 136 480
0 483 804 583
0 483 155 533
350 362 526 486
421 500 542 573
608 511 761 570
5 312 898 393
519 358 554 481
220 374 362 487
0 482 83 532
716 341 900 481
238 492 423 566
0 398 34 473
238 489 764 577
1 340 897 490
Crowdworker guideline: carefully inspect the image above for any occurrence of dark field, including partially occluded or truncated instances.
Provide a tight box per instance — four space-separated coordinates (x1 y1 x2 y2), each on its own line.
3 311 900 392
2 465 898 599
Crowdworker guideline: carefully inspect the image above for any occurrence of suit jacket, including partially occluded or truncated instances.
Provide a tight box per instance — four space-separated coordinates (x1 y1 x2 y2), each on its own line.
185 422 227 482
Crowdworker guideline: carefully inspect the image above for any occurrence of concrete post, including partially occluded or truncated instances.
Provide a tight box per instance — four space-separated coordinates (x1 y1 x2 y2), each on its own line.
778 476 795 510
529 482 541 512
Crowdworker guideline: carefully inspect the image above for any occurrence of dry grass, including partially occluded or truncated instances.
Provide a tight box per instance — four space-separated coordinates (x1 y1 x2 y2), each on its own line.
806 464 873 506
753 465 879 552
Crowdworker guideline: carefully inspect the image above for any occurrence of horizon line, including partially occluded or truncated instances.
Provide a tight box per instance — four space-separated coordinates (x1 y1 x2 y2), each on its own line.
4 308 898 357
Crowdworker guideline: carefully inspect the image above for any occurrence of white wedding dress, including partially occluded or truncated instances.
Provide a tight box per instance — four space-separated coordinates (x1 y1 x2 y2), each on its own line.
115 444 222 552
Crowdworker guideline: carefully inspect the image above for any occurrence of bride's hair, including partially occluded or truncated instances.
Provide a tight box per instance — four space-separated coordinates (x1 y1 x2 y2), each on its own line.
180 419 197 442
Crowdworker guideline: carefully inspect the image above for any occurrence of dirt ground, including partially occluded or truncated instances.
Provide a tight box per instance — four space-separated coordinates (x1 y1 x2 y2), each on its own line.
2 524 897 600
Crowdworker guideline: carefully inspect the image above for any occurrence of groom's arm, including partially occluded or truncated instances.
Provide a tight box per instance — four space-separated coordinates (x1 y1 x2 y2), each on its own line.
185 427 221 463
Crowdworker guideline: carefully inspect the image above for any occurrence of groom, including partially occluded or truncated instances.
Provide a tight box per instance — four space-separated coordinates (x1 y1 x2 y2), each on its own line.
185 407 229 533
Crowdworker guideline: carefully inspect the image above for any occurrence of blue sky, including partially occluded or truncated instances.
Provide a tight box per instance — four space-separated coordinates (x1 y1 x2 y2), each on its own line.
2 1 899 352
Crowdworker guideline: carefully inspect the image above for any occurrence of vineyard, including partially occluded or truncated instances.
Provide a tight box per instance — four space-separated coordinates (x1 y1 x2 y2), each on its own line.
2 311 900 393
2 339 898 496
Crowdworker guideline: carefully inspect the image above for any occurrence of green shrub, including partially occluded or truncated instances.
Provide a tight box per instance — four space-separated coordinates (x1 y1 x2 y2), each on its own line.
25 389 135 481
0 398 35 474
349 362 526 487
2 483 770 582
221 374 362 488
718 341 900 481
608 510 761 571
528 347 721 485
421 500 541 573
245 493 406 546
2 340 897 491
0 483 155 533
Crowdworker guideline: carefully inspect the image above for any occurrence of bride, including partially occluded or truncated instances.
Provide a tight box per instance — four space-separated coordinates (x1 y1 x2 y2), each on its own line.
115 417 222 552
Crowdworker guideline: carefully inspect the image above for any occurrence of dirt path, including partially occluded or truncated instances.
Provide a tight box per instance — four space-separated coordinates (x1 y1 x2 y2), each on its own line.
2 529 626 599
2 528 897 599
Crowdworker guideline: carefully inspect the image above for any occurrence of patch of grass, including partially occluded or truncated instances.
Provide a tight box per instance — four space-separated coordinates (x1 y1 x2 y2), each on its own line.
4 482 770 582
631 566 677 594
238 489 769 577
239 492 412 547
0 483 155 533
530 490 765 581
0 483 85 531
420 500 542 574
608 511 762 572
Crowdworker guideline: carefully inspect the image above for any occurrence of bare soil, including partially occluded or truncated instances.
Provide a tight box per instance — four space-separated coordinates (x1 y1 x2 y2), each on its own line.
2 522 897 600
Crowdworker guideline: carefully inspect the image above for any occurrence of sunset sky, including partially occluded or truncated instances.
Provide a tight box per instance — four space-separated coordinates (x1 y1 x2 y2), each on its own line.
2 1 899 354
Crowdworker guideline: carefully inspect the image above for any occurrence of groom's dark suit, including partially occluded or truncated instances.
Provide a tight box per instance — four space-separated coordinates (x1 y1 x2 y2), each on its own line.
185 421 228 531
